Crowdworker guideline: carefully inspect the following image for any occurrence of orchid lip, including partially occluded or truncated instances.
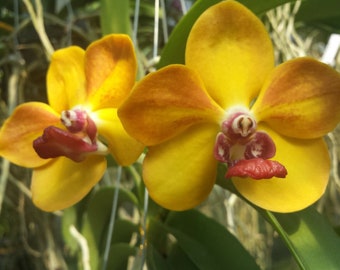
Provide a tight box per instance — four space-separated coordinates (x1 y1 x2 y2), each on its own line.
33 106 108 162
214 106 286 179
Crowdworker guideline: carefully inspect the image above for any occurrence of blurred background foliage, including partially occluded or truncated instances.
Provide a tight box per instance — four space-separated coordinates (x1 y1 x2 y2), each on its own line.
1 0 340 269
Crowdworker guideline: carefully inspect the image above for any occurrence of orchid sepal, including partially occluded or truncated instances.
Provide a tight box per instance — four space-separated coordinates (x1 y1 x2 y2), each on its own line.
186 0 275 108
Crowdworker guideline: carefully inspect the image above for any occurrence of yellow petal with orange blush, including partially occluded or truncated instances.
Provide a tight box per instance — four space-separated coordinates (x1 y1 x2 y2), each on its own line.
186 1 274 108
85 34 137 110
118 65 224 146
253 57 340 139
0 102 60 168
232 124 329 213
31 155 106 211
47 47 87 113
92 108 144 166
143 123 219 211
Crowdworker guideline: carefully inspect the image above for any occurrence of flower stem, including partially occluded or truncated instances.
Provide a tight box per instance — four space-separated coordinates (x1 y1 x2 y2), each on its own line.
22 0 54 59
139 188 149 269
101 166 122 270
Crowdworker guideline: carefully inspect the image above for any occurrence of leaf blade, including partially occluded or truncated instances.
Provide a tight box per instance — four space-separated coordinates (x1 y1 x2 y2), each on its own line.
148 210 260 269
264 207 340 270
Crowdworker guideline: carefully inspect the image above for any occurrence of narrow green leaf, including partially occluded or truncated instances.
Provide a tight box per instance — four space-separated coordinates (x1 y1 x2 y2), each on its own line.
264 207 340 270
100 0 132 36
158 0 297 68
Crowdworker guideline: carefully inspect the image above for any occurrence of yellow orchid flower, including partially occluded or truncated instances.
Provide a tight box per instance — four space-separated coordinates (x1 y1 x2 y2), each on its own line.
0 34 144 211
118 1 340 212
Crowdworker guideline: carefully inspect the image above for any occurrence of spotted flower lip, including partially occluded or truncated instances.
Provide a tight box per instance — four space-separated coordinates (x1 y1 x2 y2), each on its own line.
118 1 340 212
0 34 144 211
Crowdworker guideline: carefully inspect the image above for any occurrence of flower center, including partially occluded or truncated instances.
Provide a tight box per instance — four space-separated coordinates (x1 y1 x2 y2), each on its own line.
33 106 108 162
214 107 287 179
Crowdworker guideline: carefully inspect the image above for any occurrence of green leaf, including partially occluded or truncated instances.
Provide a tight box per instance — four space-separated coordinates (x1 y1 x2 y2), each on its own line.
239 0 298 15
100 0 132 36
148 210 260 270
111 219 139 243
103 243 137 270
146 244 171 270
218 177 340 269
296 0 340 30
81 186 139 269
264 207 340 270
61 206 79 255
158 0 298 68
81 215 100 269
167 243 200 270
84 186 138 249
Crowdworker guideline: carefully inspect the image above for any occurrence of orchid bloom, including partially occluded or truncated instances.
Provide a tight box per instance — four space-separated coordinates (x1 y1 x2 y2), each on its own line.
0 34 144 211
118 1 340 212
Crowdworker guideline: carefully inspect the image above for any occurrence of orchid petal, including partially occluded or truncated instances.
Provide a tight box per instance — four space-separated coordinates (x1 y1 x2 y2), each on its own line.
0 102 60 167
186 1 274 108
252 57 340 139
92 108 144 166
143 123 218 211
118 65 224 145
31 156 106 211
85 34 137 110
232 124 330 212
47 47 86 113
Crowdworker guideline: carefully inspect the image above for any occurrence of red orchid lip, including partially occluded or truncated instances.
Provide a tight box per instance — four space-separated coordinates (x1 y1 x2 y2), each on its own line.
226 158 287 179
33 126 98 162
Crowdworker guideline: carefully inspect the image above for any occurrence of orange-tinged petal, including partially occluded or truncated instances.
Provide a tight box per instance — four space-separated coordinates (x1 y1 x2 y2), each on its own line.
0 102 60 167
252 57 340 139
118 65 224 146
143 123 219 211
92 108 144 166
31 155 106 211
186 1 274 108
232 124 330 212
85 34 137 110
47 47 87 113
